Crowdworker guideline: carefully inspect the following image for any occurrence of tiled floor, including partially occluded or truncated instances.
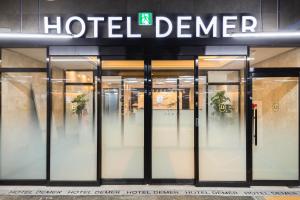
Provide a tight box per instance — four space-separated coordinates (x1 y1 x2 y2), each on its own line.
0 186 299 200
0 196 300 200
0 196 255 200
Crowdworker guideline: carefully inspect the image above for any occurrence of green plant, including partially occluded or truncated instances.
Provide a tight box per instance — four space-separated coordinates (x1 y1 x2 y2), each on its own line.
71 93 89 121
210 90 232 116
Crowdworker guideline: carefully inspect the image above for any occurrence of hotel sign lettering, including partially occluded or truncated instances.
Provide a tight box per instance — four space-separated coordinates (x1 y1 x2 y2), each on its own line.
44 14 257 38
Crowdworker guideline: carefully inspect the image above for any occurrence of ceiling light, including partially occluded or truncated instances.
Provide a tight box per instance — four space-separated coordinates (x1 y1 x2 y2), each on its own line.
165 80 177 83
0 33 73 39
125 80 138 83
202 58 253 61
231 32 300 38
51 58 91 62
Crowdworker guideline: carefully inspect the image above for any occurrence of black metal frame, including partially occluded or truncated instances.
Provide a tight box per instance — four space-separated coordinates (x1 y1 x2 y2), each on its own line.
145 58 151 184
194 57 199 185
196 57 249 187
149 56 195 185
99 56 145 185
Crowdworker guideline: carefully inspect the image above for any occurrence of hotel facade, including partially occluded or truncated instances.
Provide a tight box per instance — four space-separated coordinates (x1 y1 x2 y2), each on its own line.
0 0 299 187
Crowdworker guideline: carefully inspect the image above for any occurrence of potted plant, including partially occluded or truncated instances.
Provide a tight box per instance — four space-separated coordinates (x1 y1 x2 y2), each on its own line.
71 93 89 122
210 90 233 118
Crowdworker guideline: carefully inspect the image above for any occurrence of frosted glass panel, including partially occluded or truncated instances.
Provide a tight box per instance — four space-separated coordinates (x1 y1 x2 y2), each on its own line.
152 62 194 179
50 57 97 181
101 61 144 178
0 73 47 179
199 56 246 181
199 85 246 181
253 77 299 180
51 85 97 180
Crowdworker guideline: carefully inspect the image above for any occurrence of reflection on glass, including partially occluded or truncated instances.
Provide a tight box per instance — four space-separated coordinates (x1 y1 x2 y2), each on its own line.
0 73 47 179
208 71 239 83
1 48 46 68
250 47 300 68
101 61 144 178
65 71 94 83
199 56 246 181
50 56 97 181
253 77 299 180
152 60 194 179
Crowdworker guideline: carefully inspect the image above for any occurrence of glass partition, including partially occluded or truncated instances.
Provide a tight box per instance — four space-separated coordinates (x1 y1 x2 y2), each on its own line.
252 77 299 180
101 60 144 179
198 56 246 181
151 60 194 179
50 56 97 181
0 73 47 179
0 48 47 180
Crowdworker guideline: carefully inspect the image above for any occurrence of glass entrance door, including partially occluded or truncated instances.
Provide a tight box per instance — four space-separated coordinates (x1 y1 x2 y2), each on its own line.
198 56 247 183
101 60 144 180
151 60 194 180
252 74 299 182
50 56 98 181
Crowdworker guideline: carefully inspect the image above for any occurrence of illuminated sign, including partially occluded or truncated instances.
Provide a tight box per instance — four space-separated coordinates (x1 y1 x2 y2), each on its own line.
138 12 153 26
44 14 257 38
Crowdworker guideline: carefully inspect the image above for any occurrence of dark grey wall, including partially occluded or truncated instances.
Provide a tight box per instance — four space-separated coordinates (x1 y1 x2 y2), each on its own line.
0 0 298 36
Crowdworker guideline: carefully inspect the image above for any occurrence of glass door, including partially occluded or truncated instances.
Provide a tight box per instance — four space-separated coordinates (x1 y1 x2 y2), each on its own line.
198 56 247 183
252 73 299 182
101 60 144 180
50 56 98 181
151 60 194 181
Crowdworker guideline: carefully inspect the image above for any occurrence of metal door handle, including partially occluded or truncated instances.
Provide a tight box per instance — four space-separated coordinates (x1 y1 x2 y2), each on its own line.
253 108 258 146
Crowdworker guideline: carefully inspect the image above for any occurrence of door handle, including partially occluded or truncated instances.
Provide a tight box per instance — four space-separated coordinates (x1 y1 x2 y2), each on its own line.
253 107 258 146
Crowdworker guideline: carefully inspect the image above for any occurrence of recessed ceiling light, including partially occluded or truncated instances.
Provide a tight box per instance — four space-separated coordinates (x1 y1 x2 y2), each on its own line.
231 32 300 38
0 33 73 39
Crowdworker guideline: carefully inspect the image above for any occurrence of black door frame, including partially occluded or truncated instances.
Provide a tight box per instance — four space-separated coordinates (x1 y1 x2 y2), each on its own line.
99 55 146 185
99 53 250 186
249 68 300 186
99 55 197 185
148 56 196 185
196 55 250 187
48 55 100 186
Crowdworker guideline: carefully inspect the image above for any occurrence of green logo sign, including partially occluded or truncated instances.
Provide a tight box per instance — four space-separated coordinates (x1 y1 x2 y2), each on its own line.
138 12 153 26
